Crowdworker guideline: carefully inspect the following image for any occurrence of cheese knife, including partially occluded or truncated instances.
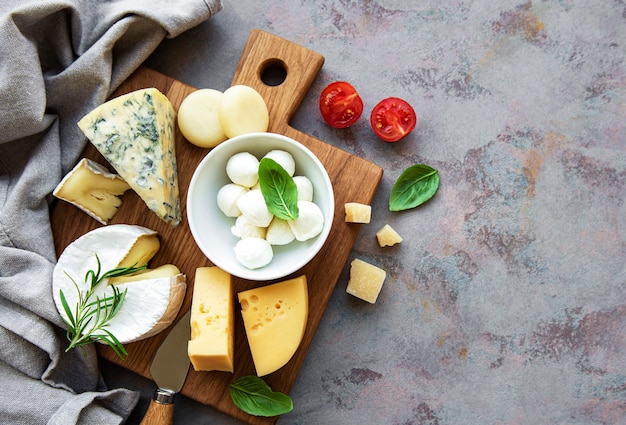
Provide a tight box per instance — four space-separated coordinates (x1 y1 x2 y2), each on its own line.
140 309 191 425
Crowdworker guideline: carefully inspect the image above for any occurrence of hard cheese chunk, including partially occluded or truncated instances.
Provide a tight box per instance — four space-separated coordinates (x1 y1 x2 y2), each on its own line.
238 275 308 377
376 224 403 247
188 267 234 372
52 224 186 344
344 202 371 223
78 88 182 226
346 258 386 304
53 158 130 224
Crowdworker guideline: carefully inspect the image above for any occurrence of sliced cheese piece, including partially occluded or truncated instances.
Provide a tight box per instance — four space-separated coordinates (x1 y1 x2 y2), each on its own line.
188 267 234 372
52 224 186 344
53 158 130 224
376 224 403 247
346 258 386 304
344 202 371 224
237 275 308 377
77 88 182 226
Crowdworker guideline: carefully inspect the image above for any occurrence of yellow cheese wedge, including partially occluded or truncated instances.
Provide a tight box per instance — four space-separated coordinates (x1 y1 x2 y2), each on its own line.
346 258 386 304
52 224 186 344
237 275 308 377
77 88 182 226
188 267 234 372
53 158 130 224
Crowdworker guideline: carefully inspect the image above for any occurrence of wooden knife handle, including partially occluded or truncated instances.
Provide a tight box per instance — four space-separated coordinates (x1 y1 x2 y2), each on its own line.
140 389 176 425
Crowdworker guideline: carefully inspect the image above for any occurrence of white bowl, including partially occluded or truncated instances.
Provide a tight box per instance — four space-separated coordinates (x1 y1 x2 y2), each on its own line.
187 132 335 281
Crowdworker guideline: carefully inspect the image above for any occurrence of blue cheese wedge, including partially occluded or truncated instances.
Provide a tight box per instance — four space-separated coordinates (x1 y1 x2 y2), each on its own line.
53 158 130 224
77 88 182 226
52 224 187 343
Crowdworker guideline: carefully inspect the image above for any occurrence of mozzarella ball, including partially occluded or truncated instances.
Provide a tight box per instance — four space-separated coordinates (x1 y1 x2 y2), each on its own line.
234 237 273 269
263 150 296 176
288 200 324 241
236 190 273 227
231 215 267 239
265 217 295 245
293 176 313 202
226 152 259 187
217 183 248 217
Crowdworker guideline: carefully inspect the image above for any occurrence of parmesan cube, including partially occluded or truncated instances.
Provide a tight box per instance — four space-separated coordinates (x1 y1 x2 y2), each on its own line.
344 202 371 223
376 224 403 247
346 258 386 304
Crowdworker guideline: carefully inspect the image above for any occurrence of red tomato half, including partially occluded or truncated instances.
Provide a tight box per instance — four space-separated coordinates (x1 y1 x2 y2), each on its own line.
319 81 364 128
370 97 417 142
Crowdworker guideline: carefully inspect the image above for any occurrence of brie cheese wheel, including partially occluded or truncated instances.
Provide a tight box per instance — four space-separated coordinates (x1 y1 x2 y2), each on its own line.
52 224 186 344
77 88 182 226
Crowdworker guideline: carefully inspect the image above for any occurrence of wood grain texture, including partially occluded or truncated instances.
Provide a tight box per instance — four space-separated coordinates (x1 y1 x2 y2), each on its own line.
51 30 383 424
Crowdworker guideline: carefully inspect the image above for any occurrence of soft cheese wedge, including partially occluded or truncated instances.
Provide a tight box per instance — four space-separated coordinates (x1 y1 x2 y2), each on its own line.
52 224 186 344
188 267 234 372
53 158 130 224
77 88 182 226
237 275 308 376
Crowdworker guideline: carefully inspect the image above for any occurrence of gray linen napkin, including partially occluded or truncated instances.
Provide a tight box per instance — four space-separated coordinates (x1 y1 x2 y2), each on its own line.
0 1 221 423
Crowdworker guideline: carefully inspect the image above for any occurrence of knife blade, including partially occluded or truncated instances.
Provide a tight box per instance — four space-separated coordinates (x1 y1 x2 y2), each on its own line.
140 309 191 425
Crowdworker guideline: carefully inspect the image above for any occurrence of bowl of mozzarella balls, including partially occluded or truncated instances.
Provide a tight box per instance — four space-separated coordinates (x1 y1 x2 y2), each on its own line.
187 132 335 281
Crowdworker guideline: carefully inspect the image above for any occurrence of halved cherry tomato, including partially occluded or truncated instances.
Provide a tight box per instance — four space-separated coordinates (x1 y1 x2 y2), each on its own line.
319 81 364 128
370 97 417 142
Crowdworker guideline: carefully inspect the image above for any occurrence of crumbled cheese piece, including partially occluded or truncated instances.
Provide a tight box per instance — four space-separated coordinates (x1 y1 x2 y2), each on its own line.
376 224 403 247
346 258 386 304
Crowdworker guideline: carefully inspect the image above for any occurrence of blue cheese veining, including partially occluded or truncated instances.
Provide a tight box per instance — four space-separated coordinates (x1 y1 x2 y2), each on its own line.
77 88 182 226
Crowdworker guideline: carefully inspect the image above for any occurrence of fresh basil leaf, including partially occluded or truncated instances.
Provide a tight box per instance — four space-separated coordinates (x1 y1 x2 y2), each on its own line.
229 375 293 417
258 157 299 220
389 164 439 211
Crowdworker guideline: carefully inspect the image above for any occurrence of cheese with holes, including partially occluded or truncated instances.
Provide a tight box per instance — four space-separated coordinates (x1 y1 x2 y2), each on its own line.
52 224 186 344
53 158 130 224
188 267 234 372
77 88 181 226
238 275 308 376
344 202 371 223
346 258 386 304
376 224 403 247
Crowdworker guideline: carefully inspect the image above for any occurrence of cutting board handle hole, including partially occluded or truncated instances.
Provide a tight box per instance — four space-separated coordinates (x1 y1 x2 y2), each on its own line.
260 59 287 87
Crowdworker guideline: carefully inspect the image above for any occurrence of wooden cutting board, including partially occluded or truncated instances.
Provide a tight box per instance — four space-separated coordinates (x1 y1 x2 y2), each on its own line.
51 29 383 424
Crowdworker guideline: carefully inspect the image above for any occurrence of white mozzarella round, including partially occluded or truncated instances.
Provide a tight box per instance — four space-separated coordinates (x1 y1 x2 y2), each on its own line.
226 152 259 187
233 237 273 269
287 200 324 241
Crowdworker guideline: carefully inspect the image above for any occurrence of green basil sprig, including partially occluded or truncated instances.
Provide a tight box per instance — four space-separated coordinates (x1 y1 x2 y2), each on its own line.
229 375 293 417
389 164 439 211
258 157 299 220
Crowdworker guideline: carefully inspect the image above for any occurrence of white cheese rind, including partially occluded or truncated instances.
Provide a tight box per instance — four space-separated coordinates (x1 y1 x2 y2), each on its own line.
52 224 186 344
77 88 182 226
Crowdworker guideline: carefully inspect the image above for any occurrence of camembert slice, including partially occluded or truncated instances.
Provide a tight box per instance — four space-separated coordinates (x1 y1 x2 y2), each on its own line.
53 158 130 224
188 267 234 372
237 275 308 377
77 88 182 226
52 224 187 344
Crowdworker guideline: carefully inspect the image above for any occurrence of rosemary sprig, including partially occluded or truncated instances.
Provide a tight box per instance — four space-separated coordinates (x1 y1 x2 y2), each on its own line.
59 254 147 359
